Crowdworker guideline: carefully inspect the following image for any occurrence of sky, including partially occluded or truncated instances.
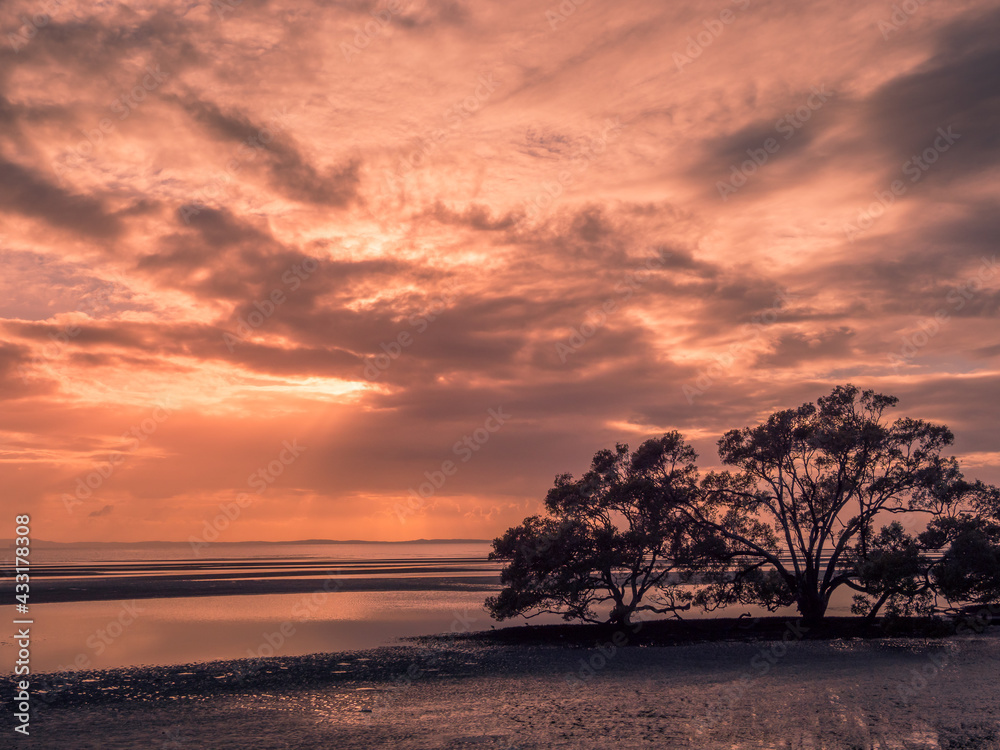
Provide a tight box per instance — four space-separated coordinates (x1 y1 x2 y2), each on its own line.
1 0 998 543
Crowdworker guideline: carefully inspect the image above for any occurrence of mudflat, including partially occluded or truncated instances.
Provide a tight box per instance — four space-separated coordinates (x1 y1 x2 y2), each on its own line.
4 625 999 749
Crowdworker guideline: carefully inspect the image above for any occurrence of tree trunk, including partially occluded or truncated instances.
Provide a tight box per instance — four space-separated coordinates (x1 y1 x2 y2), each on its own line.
798 591 828 625
609 603 633 631
864 590 892 623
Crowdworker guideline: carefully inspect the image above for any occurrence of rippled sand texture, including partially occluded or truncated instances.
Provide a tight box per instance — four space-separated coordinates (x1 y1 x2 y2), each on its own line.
5 632 999 749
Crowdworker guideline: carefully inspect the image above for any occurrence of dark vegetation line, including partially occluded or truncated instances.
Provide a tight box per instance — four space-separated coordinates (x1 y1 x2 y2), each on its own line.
486 385 1000 628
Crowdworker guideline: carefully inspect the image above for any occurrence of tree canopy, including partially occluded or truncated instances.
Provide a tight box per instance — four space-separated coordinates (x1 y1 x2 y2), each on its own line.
486 433 721 628
487 385 1000 626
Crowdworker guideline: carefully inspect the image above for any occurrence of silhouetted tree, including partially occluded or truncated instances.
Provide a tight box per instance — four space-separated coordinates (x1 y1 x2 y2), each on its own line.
687 385 998 623
486 433 722 628
488 385 999 628
921 481 1000 610
849 521 931 619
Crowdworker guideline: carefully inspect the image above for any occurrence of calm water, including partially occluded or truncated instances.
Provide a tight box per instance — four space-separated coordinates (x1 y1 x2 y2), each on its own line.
11 590 514 673
1 541 528 673
1 541 854 673
23 540 494 564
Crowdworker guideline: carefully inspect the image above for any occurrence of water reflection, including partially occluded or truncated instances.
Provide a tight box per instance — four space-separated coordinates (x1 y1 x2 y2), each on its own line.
4 585 858 674
7 590 547 672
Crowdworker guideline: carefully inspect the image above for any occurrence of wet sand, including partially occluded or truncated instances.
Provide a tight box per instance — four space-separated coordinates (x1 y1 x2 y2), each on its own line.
4 625 999 749
0 555 501 604
6 574 500 604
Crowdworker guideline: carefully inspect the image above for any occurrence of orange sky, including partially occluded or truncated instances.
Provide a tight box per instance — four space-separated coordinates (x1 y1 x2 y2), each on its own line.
1 0 998 542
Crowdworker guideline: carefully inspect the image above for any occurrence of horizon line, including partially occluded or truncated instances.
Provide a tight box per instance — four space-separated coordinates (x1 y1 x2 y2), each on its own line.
6 538 494 547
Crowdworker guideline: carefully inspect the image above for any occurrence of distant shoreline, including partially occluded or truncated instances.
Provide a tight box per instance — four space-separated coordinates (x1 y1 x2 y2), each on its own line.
2 538 493 547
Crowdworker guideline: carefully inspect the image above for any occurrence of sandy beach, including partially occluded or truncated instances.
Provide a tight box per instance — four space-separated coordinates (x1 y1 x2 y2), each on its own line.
5 625 999 749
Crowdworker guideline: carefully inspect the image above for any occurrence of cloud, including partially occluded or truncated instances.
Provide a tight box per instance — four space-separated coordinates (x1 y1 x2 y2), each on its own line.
0 155 123 238
0 0 997 542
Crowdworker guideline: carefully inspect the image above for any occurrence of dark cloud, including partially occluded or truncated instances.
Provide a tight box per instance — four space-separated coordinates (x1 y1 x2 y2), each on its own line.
863 7 1000 183
426 201 524 231
0 342 58 401
0 155 122 238
696 93 834 186
755 327 856 369
173 95 362 207
3 319 366 380
2 10 205 81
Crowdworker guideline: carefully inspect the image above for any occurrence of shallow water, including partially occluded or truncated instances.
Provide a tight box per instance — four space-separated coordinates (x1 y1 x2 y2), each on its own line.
6 590 539 672
14 540 495 564
1 540 857 673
